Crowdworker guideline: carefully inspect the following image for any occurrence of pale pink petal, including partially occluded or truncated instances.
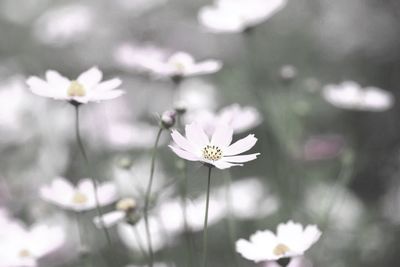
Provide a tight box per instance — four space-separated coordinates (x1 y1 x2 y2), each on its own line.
77 66 103 89
45 70 70 88
97 182 118 205
224 134 258 156
90 90 125 101
185 123 209 149
213 160 242 169
77 179 95 195
169 145 200 161
223 153 260 163
95 78 122 92
211 123 233 148
171 130 196 152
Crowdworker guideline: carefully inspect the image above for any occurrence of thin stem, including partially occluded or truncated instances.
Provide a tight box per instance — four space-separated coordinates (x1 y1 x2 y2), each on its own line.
202 166 212 267
74 105 112 245
75 213 90 267
144 127 163 267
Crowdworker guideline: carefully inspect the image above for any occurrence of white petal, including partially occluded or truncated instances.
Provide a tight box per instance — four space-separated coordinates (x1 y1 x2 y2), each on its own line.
211 123 233 148
89 90 125 102
223 153 260 163
213 160 242 169
77 66 103 89
93 211 125 228
185 123 209 149
224 134 258 156
95 78 122 92
186 60 222 76
169 145 200 161
26 76 54 98
171 130 196 152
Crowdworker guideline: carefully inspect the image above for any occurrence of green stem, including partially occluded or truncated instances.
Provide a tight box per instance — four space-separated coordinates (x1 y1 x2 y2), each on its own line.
75 213 90 267
202 166 212 267
74 105 112 245
144 127 163 267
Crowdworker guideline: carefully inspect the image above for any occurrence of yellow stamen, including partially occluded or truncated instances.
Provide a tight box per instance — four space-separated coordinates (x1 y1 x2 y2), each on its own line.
19 249 31 258
67 81 86 97
116 198 137 212
202 145 223 161
273 243 290 256
72 192 88 204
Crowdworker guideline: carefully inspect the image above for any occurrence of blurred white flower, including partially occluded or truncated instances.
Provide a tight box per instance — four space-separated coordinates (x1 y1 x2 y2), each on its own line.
0 221 65 267
26 67 124 104
187 104 262 135
322 81 394 111
40 177 118 212
116 0 167 14
198 0 287 33
170 122 260 169
93 198 139 228
115 44 222 80
177 79 218 112
263 257 313 267
236 221 321 263
34 4 94 46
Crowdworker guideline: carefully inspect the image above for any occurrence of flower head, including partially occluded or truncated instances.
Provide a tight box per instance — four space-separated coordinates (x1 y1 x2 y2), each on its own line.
236 221 321 263
40 177 118 212
115 44 222 80
26 67 124 104
0 220 65 267
198 0 287 33
169 122 260 169
322 81 394 111
187 104 262 135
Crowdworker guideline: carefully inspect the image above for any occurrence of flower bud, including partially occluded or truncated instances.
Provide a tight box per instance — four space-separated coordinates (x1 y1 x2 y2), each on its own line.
174 101 187 115
161 110 176 129
279 65 297 83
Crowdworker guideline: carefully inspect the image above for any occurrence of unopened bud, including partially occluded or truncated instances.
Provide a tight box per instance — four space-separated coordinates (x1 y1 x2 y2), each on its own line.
161 110 176 129
279 65 297 83
174 101 187 115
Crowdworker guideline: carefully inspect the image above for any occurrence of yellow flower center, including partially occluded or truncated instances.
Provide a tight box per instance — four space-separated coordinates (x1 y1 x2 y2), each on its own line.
202 145 223 161
72 192 88 204
116 198 137 212
173 62 185 73
273 243 290 256
67 81 86 97
19 249 31 258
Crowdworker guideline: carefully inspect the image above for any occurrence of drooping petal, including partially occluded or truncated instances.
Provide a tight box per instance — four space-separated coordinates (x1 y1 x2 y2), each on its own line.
95 78 122 92
185 123 209 149
77 66 103 90
211 123 233 148
213 160 242 169
224 134 258 156
223 153 260 163
171 130 196 152
169 145 200 161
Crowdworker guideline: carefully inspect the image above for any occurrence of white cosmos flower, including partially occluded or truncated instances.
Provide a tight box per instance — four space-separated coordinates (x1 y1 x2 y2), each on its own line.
115 44 222 79
198 0 287 33
236 221 321 263
322 81 394 111
169 122 260 169
187 104 262 135
26 66 124 104
0 221 65 267
40 177 118 212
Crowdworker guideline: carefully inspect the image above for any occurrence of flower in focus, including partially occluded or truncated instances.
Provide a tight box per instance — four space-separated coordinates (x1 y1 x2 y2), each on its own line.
322 81 394 111
114 44 222 81
26 67 124 104
169 122 260 169
93 198 140 228
198 0 287 33
236 221 321 263
33 4 94 46
40 177 118 212
187 104 262 135
0 220 65 267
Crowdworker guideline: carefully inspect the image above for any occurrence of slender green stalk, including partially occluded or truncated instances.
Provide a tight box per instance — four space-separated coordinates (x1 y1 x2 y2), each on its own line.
144 127 163 267
75 213 90 267
202 166 212 267
74 105 112 245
